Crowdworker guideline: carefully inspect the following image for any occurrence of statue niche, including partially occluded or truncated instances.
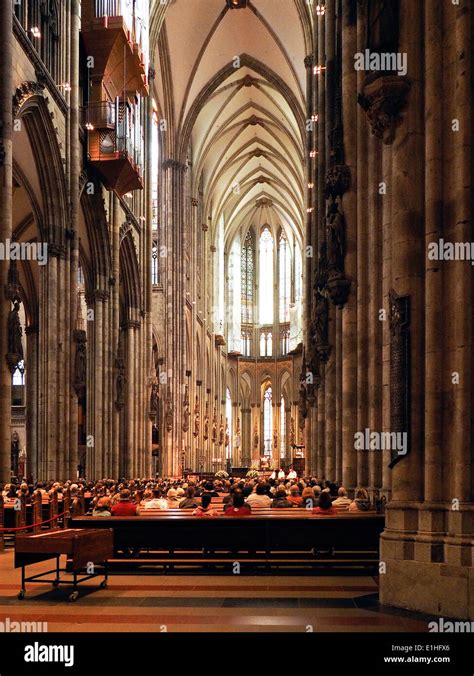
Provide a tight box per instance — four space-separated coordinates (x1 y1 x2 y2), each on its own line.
73 330 87 398
7 300 24 374
366 0 400 55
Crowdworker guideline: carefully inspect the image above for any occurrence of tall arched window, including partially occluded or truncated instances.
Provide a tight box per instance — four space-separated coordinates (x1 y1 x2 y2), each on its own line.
263 385 273 457
280 396 286 459
259 227 274 325
295 242 303 303
151 243 158 285
41 1 59 81
12 360 25 387
225 388 232 460
279 231 291 322
241 229 254 324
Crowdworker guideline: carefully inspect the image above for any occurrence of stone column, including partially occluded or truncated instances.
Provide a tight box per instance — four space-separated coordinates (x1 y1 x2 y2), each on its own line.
161 160 188 477
381 142 392 496
68 0 80 479
423 0 443 504
387 0 425 504
341 0 358 493
355 7 369 491
0 1 13 482
380 0 427 613
335 310 342 483
111 197 121 478
26 326 39 480
367 133 382 495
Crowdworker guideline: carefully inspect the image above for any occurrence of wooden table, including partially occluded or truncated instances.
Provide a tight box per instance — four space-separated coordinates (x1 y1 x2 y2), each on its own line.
15 528 113 602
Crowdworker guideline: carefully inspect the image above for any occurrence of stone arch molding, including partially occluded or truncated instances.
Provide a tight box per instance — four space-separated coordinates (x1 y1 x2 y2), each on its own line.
13 81 68 248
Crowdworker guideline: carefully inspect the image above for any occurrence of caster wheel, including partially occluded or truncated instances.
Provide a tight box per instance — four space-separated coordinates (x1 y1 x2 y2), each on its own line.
17 590 25 600
69 591 79 602
52 579 59 588
100 580 108 589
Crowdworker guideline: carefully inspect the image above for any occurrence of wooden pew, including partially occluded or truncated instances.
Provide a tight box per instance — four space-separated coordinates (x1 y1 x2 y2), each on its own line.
49 489 59 529
0 494 4 551
15 494 27 531
32 490 42 534
71 513 385 572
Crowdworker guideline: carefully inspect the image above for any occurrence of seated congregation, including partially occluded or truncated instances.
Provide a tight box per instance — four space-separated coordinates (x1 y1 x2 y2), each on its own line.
0 476 374 520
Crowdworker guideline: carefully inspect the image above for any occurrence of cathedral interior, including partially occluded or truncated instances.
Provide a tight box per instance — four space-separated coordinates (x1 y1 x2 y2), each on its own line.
0 0 473 641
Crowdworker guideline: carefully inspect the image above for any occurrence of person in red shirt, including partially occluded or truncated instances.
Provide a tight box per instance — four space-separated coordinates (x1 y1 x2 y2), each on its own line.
111 489 140 516
224 491 251 516
287 485 303 506
312 491 337 515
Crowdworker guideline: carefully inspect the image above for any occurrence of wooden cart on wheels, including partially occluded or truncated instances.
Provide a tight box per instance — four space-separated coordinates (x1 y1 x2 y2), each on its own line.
15 528 113 602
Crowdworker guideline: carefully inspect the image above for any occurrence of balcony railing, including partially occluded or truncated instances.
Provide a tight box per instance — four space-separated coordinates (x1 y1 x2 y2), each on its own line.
82 101 116 130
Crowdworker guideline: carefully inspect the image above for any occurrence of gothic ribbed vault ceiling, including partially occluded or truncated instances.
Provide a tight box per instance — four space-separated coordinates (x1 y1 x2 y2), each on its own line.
150 0 311 248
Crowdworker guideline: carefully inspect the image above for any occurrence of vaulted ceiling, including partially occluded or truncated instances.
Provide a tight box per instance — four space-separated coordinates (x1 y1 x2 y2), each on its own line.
150 0 312 248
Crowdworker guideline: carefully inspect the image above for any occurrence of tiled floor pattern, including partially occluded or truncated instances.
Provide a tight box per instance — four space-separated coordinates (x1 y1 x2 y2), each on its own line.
0 549 432 633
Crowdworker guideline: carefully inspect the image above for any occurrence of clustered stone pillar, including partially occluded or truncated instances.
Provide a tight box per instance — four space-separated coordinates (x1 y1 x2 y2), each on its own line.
0 0 13 483
161 159 188 477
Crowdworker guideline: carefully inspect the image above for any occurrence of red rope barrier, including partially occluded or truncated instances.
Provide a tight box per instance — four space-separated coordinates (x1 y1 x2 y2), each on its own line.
0 511 69 532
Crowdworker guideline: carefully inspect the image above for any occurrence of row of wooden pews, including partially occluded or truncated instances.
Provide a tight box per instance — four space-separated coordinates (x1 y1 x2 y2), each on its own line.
71 493 385 573
0 487 87 549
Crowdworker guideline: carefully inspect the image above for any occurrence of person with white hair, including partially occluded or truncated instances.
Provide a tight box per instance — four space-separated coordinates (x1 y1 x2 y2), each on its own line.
166 487 180 506
332 486 351 507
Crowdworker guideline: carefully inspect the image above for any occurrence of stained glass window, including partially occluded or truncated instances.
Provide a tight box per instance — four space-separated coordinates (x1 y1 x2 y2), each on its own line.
263 385 273 457
226 388 232 460
259 227 274 324
279 231 291 322
241 229 254 324
280 396 286 459
295 242 303 303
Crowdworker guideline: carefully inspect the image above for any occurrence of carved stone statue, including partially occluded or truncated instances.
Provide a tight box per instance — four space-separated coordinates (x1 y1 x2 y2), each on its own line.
73 333 87 397
326 200 345 273
212 407 218 443
253 420 259 449
225 419 230 448
8 300 24 361
219 415 225 446
115 358 126 409
298 382 307 425
193 396 200 437
367 0 399 54
150 382 159 413
203 402 210 440
314 291 329 346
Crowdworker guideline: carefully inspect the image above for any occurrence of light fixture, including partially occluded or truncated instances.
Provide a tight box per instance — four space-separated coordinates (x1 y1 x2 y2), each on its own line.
311 114 318 122
309 150 317 158
308 183 314 189
30 26 41 38
60 82 71 92
313 65 326 75
226 0 248 8
316 4 326 16
307 207 313 213
85 122 94 131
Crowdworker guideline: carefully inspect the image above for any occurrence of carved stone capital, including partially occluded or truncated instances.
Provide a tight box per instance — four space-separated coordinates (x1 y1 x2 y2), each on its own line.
358 76 411 145
162 159 187 172
85 289 109 305
48 242 66 259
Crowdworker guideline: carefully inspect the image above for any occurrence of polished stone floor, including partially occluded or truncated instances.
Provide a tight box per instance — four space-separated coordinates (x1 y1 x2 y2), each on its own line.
0 549 432 632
